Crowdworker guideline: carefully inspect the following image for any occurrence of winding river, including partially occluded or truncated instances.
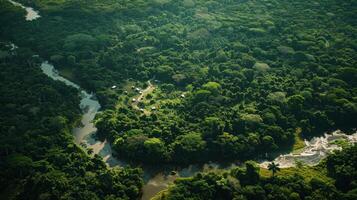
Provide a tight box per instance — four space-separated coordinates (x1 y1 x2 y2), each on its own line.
10 1 357 200
8 0 40 21
41 60 357 198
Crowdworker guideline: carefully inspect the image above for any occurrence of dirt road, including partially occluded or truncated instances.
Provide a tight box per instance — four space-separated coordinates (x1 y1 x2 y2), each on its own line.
132 80 155 114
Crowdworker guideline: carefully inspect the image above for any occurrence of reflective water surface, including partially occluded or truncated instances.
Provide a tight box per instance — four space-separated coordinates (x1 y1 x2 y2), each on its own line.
16 2 356 199
40 62 357 199
8 0 40 21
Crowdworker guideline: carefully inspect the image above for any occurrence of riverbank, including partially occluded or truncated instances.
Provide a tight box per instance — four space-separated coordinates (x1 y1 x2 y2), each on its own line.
10 1 357 200
40 62 357 200
153 161 338 200
8 0 40 21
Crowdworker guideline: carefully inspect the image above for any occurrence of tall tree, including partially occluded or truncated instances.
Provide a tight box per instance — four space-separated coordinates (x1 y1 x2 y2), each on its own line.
268 162 280 177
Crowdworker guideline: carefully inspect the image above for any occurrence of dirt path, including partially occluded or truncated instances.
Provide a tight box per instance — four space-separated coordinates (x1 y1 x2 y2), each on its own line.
132 80 155 114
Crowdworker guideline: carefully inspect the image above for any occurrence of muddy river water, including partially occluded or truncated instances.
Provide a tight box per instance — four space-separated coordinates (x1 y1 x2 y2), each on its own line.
40 51 357 200
10 1 357 199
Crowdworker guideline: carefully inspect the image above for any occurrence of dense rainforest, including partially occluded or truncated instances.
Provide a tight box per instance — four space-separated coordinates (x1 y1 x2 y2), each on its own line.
2 0 355 164
0 3 143 199
154 145 357 200
0 0 356 199
0 43 143 199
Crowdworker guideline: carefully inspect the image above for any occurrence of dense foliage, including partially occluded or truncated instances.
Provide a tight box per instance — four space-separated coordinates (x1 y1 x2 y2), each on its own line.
1 0 356 164
326 144 357 192
0 18 143 200
1 0 356 199
155 145 357 200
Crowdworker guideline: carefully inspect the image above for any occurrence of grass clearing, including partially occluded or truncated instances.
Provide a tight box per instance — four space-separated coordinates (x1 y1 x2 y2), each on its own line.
292 128 305 153
260 165 333 184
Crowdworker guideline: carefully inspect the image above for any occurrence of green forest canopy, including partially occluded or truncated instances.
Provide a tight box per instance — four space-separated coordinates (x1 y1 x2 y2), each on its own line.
0 0 356 199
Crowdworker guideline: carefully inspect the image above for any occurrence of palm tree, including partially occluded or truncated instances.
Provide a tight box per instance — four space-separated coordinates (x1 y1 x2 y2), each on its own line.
87 148 94 155
268 162 280 177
